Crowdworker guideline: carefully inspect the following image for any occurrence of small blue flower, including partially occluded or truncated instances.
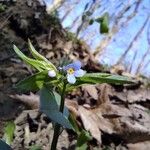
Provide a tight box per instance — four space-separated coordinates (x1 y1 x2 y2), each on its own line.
63 61 86 84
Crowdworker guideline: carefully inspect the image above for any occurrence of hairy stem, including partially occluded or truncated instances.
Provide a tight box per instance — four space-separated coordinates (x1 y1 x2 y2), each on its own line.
50 83 67 150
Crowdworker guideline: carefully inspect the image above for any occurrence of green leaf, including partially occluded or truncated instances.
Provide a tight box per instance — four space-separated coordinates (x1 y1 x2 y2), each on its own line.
28 39 57 71
89 19 94 25
0 139 12 150
4 121 15 145
40 87 72 129
69 114 80 134
80 73 133 84
53 91 69 118
0 4 6 12
67 73 134 91
76 143 87 150
100 12 109 33
13 45 56 71
16 70 57 91
29 145 42 150
76 130 92 150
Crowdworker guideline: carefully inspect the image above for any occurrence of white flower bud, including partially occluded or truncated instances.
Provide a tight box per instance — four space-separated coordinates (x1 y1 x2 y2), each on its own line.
48 70 56 77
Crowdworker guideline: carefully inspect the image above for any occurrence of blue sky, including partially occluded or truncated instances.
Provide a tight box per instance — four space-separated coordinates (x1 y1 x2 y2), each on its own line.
44 0 150 77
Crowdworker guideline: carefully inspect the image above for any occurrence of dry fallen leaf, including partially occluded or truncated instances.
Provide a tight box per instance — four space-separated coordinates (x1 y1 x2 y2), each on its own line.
9 83 150 145
127 141 150 150
82 85 98 100
9 93 39 109
78 106 102 143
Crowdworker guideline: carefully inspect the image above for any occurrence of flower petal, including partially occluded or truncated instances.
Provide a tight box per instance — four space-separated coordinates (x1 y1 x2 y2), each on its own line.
63 60 81 71
72 60 81 70
63 64 72 71
67 74 76 84
74 69 86 77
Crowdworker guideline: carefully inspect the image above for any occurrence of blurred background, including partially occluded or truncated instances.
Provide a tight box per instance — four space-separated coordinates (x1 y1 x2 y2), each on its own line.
44 0 150 77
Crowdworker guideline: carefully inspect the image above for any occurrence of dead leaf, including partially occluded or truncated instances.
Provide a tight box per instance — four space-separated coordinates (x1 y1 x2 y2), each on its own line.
97 84 112 105
127 141 150 150
75 98 150 144
65 99 79 117
64 41 73 54
78 106 102 144
82 85 98 100
9 93 39 109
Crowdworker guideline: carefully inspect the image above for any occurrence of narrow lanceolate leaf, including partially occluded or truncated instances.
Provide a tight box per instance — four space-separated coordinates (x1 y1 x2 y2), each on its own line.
4 122 15 145
28 39 57 71
0 139 12 150
79 73 133 84
16 70 57 91
13 45 56 71
66 73 134 91
40 87 72 129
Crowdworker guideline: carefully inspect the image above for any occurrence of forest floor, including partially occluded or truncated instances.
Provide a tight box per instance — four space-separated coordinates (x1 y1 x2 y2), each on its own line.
1 36 150 150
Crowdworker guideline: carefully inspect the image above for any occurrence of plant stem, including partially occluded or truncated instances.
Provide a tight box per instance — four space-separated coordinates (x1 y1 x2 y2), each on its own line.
50 83 67 150
59 83 66 112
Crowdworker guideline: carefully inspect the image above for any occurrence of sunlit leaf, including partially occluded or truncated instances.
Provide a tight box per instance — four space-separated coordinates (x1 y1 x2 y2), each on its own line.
4 121 15 145
67 73 134 91
95 12 109 34
80 73 133 84
0 139 12 150
100 12 109 33
13 45 56 71
40 87 72 129
28 39 57 71
16 70 57 91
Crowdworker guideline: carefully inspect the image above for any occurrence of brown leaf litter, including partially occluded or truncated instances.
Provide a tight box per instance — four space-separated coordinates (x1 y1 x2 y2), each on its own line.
10 83 150 147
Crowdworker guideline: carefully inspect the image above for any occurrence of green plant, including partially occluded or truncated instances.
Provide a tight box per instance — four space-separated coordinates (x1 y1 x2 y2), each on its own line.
9 40 133 150
0 4 6 13
4 121 15 145
0 139 12 150
89 12 109 34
